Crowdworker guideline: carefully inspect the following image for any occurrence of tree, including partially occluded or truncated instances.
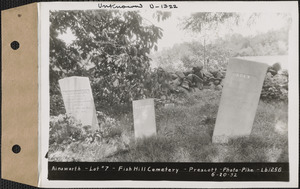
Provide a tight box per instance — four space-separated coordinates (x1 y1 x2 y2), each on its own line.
50 10 163 115
182 12 240 70
216 29 289 57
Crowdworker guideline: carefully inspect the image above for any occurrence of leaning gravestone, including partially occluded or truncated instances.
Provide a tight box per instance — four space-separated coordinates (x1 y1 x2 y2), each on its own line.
132 99 157 138
212 56 288 143
59 76 99 131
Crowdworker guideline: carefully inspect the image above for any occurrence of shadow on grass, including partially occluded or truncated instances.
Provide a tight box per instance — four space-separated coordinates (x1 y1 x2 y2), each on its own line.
49 89 288 162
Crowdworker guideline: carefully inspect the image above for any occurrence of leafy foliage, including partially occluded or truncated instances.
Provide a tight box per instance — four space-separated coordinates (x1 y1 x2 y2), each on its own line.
219 29 289 57
181 12 240 70
151 28 289 102
49 112 122 146
50 94 65 116
153 28 289 73
50 10 163 115
152 11 172 22
261 70 288 102
182 12 240 32
48 112 130 161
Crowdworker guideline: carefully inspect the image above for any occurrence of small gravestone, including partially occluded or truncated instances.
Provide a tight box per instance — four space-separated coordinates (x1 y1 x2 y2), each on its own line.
132 99 156 138
59 76 99 131
212 56 287 143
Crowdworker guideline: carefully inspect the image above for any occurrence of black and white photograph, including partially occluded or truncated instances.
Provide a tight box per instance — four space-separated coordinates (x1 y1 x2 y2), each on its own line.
37 1 298 187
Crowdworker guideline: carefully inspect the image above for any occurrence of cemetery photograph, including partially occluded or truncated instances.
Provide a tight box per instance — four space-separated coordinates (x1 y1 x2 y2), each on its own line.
48 9 290 163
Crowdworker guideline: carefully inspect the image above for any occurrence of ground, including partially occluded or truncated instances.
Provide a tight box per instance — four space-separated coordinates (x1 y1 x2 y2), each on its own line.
48 89 288 162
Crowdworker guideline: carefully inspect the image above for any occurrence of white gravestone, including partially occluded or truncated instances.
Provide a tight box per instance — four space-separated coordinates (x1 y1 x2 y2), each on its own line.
132 99 157 138
212 56 287 143
59 76 99 131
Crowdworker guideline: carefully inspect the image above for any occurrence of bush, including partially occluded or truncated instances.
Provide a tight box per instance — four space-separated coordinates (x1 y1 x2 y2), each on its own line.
50 94 65 116
261 72 288 102
48 112 130 161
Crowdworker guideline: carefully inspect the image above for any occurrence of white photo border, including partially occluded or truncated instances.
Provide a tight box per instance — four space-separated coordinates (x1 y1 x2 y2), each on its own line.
39 1 299 188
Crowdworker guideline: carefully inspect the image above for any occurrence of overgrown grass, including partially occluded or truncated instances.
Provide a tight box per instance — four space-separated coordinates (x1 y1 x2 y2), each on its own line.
49 89 288 162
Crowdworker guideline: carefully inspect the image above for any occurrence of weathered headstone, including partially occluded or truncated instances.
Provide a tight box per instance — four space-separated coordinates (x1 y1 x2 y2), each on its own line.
132 99 156 138
212 56 287 143
59 76 99 131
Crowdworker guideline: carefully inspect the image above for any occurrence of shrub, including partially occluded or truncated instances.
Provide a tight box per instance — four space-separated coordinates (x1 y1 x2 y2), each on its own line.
48 112 130 161
261 72 288 102
50 94 65 116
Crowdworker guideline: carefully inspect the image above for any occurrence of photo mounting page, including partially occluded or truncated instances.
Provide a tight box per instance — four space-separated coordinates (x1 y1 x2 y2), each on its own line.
39 1 299 188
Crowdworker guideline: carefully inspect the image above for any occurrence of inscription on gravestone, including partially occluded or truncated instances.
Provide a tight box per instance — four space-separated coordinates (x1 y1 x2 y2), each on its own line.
132 99 157 138
213 57 273 143
59 76 99 131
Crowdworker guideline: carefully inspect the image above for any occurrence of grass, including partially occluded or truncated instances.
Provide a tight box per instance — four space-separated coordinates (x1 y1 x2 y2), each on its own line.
48 89 288 162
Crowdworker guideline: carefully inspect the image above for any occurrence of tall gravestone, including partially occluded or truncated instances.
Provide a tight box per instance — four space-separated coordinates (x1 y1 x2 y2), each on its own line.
212 56 287 143
59 76 99 131
132 99 157 138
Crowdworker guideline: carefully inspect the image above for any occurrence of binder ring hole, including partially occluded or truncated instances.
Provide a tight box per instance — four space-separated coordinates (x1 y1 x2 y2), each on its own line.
11 41 20 50
12 145 21 154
